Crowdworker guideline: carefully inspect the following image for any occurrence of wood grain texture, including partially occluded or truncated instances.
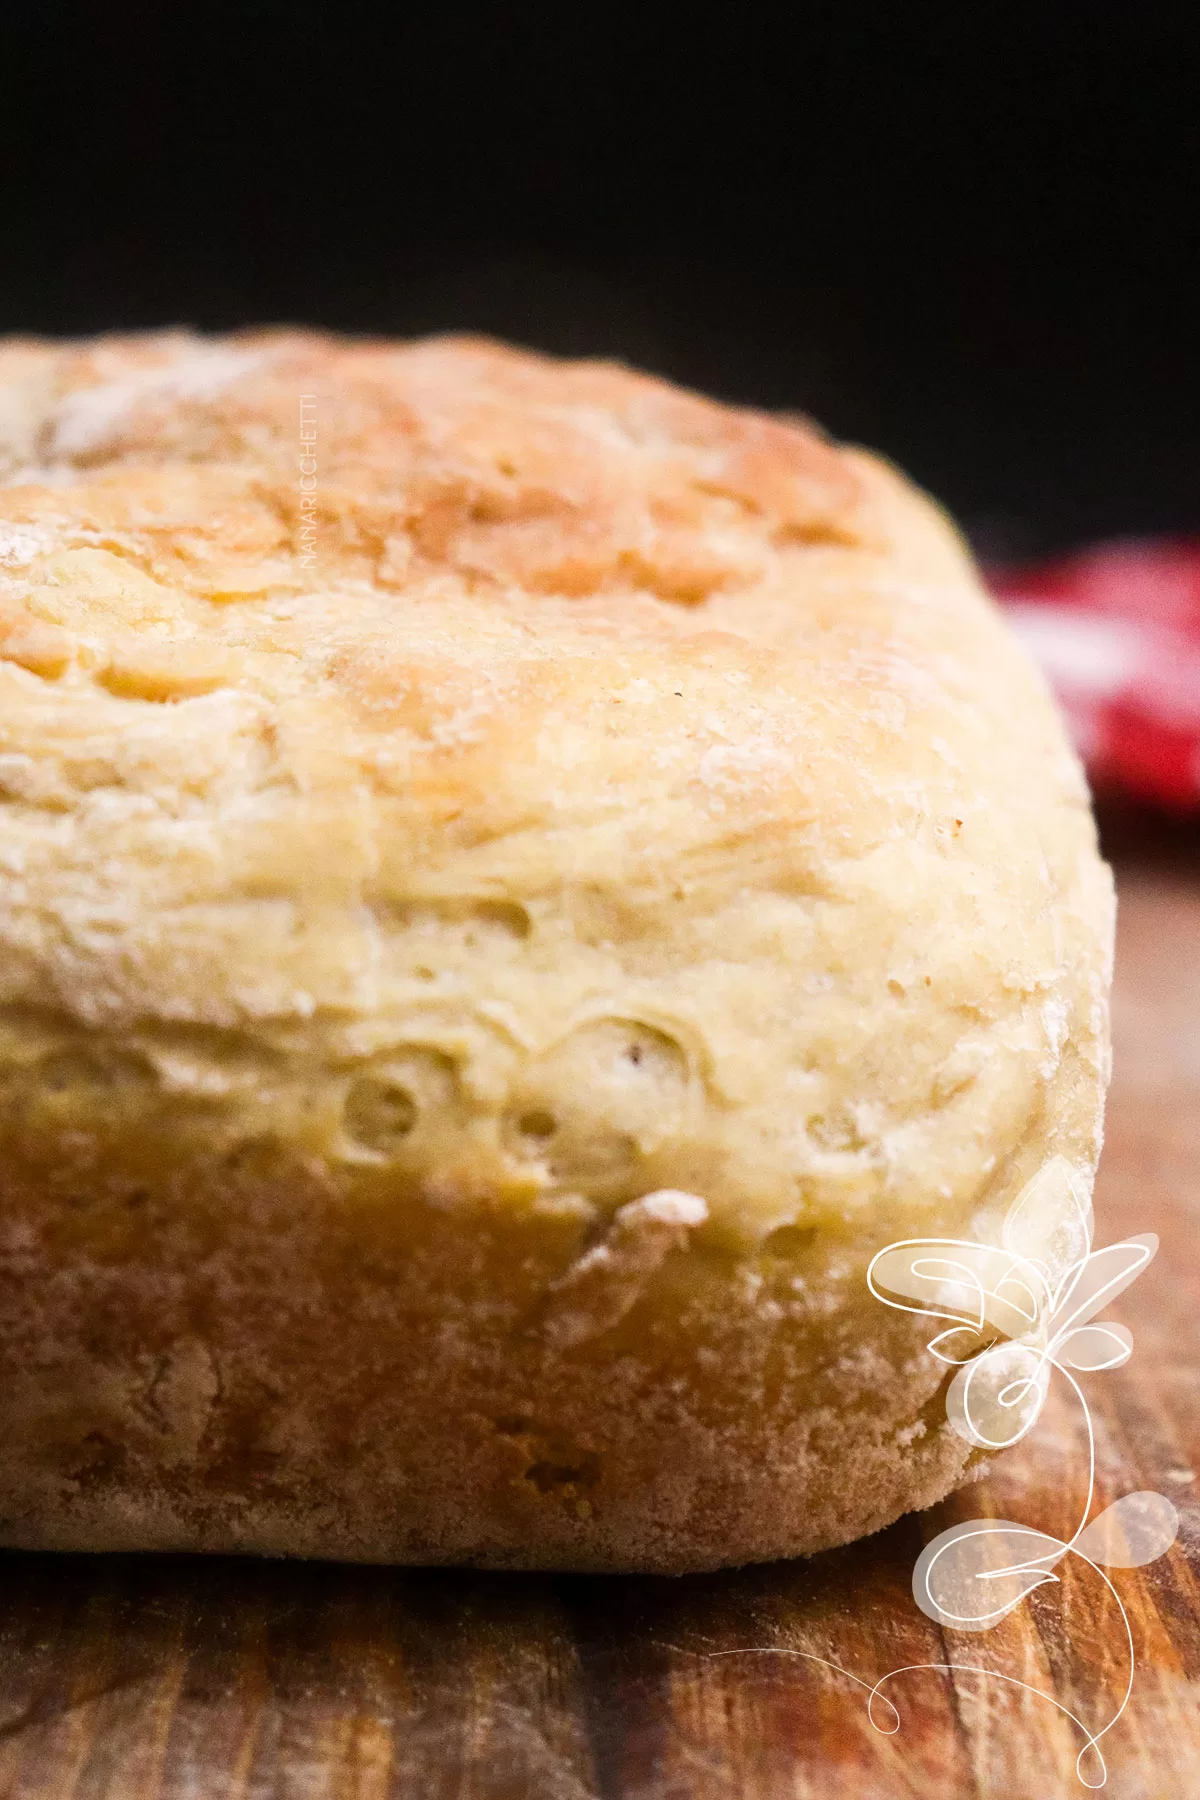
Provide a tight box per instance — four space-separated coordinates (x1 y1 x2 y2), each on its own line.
1 847 1198 1800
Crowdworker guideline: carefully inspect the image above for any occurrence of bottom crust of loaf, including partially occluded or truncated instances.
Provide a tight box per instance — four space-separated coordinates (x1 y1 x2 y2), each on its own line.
0 1137 991 1574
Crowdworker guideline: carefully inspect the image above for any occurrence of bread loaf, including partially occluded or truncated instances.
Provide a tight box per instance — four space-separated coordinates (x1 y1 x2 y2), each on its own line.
0 331 1113 1570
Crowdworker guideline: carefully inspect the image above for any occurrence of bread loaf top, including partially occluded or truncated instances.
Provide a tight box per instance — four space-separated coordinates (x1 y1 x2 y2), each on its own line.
0 331 1112 1247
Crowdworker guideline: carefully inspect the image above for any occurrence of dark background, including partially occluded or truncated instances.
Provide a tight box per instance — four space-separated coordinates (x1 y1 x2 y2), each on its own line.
1 2 1196 557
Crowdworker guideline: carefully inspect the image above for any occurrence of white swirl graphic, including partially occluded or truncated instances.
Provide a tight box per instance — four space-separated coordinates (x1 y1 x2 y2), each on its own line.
869 1156 1177 1788
707 1155 1180 1790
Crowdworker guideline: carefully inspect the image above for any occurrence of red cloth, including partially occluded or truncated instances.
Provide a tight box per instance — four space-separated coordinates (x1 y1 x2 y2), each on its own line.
989 539 1200 810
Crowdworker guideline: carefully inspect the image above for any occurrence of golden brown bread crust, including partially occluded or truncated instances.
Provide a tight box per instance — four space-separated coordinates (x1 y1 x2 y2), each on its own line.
0 331 1113 1570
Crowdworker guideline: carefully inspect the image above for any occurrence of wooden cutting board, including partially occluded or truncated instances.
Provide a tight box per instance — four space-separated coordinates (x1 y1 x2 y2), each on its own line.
2 839 1198 1800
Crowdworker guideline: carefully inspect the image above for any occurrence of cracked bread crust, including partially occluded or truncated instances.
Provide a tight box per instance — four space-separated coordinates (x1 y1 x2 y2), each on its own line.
0 331 1112 1570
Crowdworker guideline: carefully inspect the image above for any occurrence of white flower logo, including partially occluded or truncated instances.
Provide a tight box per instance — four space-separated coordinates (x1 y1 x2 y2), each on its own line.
866 1155 1179 1787
706 1157 1178 1787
